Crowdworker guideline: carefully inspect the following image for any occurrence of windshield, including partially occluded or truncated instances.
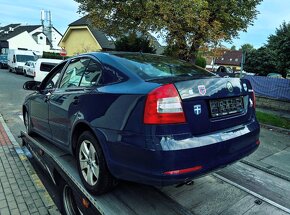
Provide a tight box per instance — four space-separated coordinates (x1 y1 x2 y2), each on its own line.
16 55 35 62
112 53 214 81
0 55 7 60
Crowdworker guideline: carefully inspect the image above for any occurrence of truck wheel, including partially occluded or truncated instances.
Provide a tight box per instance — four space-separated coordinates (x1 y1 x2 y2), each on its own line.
76 131 116 195
24 111 33 135
59 180 81 215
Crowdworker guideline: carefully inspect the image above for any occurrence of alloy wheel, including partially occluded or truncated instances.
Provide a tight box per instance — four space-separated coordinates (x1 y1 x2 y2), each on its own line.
78 140 99 186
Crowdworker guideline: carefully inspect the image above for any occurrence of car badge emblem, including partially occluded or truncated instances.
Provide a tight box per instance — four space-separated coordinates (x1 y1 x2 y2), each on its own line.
198 85 206 95
226 82 233 93
194 105 202 115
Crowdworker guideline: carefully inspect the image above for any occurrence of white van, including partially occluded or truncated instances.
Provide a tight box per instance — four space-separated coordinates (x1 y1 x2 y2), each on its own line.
34 58 63 82
8 49 36 74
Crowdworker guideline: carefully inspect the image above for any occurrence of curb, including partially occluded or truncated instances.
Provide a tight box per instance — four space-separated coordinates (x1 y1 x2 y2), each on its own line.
0 114 60 215
260 123 290 135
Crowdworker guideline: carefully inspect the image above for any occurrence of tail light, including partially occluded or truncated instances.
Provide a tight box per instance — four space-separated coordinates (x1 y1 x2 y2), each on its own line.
144 84 186 124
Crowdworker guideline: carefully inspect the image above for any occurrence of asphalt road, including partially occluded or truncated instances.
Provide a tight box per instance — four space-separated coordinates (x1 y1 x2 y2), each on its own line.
0 68 289 214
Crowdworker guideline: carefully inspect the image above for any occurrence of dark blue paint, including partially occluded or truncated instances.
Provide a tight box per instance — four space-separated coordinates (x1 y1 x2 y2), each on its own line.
23 52 260 186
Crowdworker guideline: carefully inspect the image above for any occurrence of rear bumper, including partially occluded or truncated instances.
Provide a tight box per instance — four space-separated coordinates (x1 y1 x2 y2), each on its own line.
101 120 260 186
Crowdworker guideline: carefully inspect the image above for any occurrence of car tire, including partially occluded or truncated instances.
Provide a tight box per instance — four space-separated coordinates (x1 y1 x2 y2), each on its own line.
24 111 33 135
59 179 81 215
76 131 117 195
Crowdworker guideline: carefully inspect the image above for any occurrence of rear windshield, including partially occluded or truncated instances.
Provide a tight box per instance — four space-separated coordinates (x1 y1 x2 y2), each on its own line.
40 62 58 72
112 53 214 81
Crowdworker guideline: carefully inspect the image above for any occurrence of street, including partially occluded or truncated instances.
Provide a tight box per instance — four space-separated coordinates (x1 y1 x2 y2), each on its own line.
0 68 290 215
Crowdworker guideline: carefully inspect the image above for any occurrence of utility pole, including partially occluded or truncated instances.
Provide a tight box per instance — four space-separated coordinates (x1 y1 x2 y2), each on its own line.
240 50 245 78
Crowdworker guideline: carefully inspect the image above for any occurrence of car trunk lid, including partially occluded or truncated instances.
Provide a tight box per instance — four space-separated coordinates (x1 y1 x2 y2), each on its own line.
174 77 255 135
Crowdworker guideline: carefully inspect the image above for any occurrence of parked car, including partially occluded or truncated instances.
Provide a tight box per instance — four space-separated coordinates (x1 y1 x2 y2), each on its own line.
267 73 283 78
22 52 260 195
23 61 36 77
34 58 62 82
0 54 8 69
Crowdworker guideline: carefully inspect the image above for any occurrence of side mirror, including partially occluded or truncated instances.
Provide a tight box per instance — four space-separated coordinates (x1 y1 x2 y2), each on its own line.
23 81 40 91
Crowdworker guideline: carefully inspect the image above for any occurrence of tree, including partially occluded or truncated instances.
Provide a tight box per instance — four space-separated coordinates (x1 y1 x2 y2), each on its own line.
244 22 290 77
244 47 277 75
195 56 207 68
267 22 290 77
241 43 254 53
75 0 262 62
231 45 237 50
115 32 156 53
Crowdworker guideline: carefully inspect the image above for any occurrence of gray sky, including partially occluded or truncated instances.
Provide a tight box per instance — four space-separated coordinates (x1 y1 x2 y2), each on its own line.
0 0 290 49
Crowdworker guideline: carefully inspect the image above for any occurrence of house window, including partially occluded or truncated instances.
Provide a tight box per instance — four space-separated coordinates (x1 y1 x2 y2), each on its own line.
230 58 232 61
40 36 43 40
221 58 224 60
235 58 238 62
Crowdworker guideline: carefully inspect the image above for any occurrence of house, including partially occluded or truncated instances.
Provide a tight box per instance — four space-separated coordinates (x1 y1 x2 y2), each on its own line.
0 24 62 55
58 16 115 56
214 50 243 72
59 16 164 56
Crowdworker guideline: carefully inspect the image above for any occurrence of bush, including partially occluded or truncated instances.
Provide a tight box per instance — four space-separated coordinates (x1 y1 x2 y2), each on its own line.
195 56 206 68
42 52 68 59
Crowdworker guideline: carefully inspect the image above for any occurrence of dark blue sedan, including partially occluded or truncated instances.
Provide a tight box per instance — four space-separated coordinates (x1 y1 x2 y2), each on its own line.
23 52 260 195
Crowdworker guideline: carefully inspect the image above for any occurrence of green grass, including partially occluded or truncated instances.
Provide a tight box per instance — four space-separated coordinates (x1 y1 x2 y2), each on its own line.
256 111 290 129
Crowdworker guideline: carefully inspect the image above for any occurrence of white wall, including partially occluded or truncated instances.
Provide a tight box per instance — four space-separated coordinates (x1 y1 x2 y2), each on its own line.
51 29 62 50
7 26 62 54
8 32 47 55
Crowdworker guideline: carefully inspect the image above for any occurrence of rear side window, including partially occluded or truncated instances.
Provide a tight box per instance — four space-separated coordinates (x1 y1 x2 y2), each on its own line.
80 60 102 87
40 62 57 72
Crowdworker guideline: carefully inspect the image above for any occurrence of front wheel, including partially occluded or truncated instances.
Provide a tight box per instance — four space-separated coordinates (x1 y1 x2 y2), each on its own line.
76 131 117 195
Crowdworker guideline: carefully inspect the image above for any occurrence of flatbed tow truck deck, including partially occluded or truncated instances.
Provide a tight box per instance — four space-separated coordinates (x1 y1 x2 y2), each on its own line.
20 131 290 215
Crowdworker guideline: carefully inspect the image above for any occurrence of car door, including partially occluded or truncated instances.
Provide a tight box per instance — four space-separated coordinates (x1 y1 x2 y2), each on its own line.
29 61 67 139
48 57 93 147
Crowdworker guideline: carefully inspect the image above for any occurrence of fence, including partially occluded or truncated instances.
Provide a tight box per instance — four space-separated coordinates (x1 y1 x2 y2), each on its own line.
243 76 290 101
